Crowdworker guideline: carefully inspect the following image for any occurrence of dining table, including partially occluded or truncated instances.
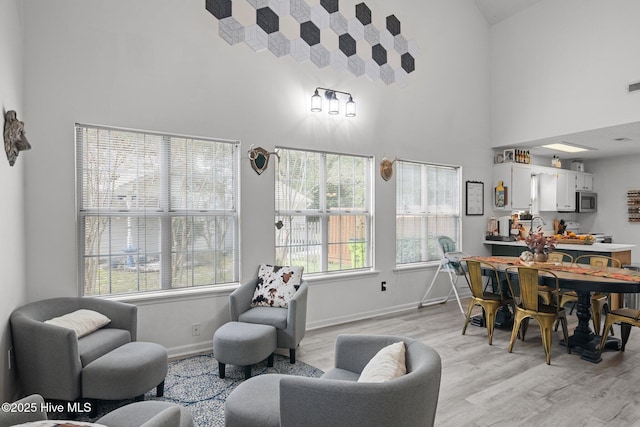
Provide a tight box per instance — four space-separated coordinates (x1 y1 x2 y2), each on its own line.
469 256 640 363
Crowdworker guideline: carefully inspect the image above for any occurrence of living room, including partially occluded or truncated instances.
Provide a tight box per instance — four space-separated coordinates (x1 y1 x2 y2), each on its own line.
3 0 640 415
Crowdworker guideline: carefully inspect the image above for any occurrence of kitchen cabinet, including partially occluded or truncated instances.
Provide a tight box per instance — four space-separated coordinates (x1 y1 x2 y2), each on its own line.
492 163 533 210
537 172 557 211
493 163 592 212
574 172 593 191
556 169 576 211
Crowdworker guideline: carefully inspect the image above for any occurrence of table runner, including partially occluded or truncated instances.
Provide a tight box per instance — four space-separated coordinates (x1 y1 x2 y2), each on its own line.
469 256 640 283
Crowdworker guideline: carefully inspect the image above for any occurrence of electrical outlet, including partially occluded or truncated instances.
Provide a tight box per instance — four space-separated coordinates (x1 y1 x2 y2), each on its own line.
381 281 387 291
192 323 201 336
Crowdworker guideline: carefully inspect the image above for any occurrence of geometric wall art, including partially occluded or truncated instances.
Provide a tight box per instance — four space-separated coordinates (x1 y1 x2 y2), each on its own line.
205 0 417 86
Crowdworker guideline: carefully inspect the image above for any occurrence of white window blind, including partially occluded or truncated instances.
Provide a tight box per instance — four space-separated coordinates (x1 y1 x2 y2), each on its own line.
76 124 239 296
275 148 373 274
396 161 461 265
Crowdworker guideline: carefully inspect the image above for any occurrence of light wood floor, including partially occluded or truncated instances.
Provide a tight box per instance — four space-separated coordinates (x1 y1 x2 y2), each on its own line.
296 298 640 427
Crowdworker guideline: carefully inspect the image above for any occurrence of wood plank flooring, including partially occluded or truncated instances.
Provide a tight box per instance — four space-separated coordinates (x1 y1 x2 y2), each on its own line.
296 298 640 426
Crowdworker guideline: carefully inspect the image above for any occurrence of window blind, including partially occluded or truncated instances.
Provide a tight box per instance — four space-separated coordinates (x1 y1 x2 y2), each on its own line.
76 124 239 296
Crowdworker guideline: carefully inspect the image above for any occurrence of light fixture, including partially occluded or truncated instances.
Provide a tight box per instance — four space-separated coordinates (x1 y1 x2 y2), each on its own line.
310 87 356 118
541 142 590 153
328 91 340 115
311 89 322 112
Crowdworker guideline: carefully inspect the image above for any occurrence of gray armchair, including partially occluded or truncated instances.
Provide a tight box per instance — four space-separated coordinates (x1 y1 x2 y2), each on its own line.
10 297 137 401
225 334 442 427
229 278 308 363
0 394 47 427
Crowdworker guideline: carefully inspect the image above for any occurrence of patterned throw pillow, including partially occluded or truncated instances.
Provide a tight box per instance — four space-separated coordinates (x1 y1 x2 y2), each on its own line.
251 264 304 308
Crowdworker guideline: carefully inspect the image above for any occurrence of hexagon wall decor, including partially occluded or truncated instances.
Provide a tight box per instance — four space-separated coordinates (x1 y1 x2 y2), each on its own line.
205 0 417 86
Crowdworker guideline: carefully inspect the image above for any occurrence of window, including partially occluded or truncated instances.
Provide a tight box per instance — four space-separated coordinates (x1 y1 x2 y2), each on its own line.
275 148 372 274
396 161 461 265
76 124 239 296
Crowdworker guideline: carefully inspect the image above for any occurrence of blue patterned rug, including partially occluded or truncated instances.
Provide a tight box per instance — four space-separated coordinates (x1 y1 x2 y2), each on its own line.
78 353 324 426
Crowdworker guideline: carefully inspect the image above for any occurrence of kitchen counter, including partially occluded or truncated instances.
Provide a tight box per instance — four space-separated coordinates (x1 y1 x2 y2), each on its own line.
483 240 636 253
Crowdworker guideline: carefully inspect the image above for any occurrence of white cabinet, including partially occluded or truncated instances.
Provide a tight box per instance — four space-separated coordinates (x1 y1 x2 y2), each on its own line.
575 172 593 191
492 163 533 210
510 164 533 210
537 172 557 211
493 164 590 212
556 170 576 211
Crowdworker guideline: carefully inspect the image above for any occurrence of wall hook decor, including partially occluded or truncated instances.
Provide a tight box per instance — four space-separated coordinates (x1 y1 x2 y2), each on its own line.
3 110 31 166
248 145 279 175
380 157 397 181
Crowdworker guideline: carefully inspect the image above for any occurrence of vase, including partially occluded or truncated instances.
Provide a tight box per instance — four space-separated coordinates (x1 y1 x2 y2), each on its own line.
533 251 548 263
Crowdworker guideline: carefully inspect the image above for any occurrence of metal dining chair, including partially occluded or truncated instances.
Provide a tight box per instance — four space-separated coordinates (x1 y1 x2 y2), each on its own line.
504 266 571 365
461 259 512 345
561 255 621 335
599 264 640 354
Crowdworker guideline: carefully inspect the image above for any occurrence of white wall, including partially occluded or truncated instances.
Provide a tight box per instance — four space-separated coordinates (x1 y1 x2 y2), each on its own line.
490 0 640 259
587 155 640 261
0 0 26 402
21 0 492 360
491 0 640 146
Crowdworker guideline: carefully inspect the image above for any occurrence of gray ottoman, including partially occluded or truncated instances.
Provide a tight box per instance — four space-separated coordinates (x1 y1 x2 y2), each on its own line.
225 374 283 427
214 321 277 379
82 341 168 400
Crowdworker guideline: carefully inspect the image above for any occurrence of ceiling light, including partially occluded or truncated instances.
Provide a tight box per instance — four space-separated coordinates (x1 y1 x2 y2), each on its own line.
310 87 356 118
541 142 589 153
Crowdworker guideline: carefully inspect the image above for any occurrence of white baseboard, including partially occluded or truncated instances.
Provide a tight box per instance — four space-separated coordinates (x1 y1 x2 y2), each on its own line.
165 293 471 358
306 302 419 331
167 341 213 359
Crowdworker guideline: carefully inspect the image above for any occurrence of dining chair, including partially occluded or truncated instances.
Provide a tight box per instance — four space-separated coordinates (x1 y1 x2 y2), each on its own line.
461 259 512 345
504 266 571 365
538 251 574 305
599 306 640 353
598 264 640 354
561 255 621 335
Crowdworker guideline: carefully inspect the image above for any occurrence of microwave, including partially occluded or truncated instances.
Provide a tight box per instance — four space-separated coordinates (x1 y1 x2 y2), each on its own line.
576 191 597 213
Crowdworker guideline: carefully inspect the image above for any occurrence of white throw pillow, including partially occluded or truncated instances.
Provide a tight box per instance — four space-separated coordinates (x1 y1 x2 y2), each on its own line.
358 341 407 383
251 264 304 308
45 309 111 338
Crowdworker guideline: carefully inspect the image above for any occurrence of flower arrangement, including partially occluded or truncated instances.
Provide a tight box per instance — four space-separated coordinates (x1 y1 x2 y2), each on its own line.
525 231 557 254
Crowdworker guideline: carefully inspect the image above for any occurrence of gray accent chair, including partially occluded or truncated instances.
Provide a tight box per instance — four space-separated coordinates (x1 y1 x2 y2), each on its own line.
10 297 139 401
0 394 47 427
229 278 308 363
97 401 195 427
225 334 442 427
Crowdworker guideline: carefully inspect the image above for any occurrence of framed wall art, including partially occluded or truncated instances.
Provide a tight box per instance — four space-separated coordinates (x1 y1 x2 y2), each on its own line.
465 181 484 216
503 149 515 163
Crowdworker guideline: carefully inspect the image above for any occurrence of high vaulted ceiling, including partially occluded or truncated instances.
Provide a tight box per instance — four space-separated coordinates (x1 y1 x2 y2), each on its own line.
475 0 542 25
475 0 640 160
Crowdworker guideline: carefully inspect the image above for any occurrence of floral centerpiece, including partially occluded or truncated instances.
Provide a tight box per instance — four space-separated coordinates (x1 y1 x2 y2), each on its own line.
524 231 557 262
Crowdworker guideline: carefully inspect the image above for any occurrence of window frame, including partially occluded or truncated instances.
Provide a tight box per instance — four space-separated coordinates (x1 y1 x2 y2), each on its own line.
395 160 462 266
75 123 240 297
274 147 374 275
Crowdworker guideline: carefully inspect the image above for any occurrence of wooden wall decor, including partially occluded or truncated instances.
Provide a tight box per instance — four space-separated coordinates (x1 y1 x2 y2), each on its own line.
248 145 279 175
380 157 396 181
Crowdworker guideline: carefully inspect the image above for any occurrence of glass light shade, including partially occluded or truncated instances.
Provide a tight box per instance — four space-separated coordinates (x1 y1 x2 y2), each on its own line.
328 92 340 115
345 96 356 117
311 89 322 112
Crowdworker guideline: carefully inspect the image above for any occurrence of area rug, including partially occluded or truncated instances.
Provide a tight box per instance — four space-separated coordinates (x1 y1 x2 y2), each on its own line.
77 353 324 426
